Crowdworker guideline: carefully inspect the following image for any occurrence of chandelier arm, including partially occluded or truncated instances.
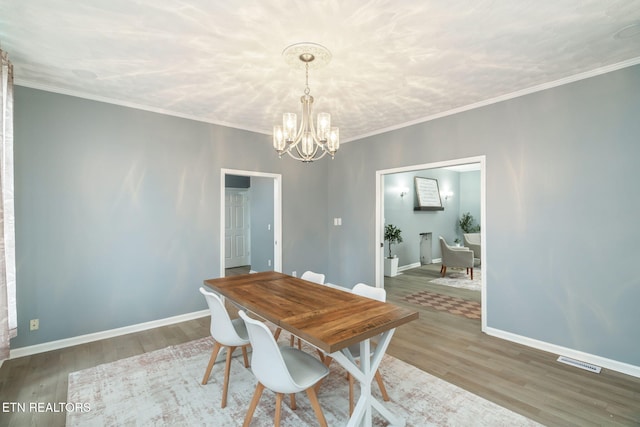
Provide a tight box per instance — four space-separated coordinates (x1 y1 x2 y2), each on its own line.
307 109 322 145
285 146 326 162
285 149 304 161
292 111 305 145
288 145 327 162
295 138 322 161
288 94 312 149
312 149 329 160
293 144 309 161
310 130 326 147
281 143 294 156
301 93 330 151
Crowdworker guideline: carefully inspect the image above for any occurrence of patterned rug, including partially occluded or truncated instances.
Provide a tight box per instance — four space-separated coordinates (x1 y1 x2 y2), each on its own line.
67 336 539 426
403 290 481 319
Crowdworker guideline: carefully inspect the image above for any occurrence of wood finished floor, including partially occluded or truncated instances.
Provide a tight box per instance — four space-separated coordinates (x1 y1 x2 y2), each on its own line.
0 264 638 426
384 263 640 426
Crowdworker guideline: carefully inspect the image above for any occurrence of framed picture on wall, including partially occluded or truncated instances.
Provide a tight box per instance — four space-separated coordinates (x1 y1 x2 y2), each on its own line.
414 177 444 211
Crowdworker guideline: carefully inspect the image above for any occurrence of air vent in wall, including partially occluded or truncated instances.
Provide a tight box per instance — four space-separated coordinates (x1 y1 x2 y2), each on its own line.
557 356 601 373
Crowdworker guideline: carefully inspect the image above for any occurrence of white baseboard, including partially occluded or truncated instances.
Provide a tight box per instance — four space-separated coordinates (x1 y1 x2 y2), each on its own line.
11 308 637 380
387 261 638 379
9 310 210 360
398 262 421 272
398 260 442 271
485 326 640 379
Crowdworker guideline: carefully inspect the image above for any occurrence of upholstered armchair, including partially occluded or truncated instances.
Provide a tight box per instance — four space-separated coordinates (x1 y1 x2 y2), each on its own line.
439 236 474 280
463 233 481 262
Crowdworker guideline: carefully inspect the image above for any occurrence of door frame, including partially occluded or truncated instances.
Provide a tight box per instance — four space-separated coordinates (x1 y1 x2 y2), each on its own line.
375 155 487 331
220 168 282 277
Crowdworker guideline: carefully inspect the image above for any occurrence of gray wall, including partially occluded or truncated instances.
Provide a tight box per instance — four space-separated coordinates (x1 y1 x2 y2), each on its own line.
459 170 481 229
327 64 640 367
11 64 640 369
13 87 329 348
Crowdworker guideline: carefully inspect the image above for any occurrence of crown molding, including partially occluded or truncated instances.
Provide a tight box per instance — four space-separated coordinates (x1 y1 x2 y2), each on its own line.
345 56 640 143
16 56 640 144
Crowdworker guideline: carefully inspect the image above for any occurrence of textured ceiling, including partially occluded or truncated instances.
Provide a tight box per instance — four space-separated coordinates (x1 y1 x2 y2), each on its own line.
1 1 640 142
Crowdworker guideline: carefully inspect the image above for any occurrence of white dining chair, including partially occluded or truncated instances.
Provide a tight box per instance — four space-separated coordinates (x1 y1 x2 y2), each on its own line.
352 282 385 301
199 287 251 408
300 270 326 284
347 283 391 414
238 310 329 427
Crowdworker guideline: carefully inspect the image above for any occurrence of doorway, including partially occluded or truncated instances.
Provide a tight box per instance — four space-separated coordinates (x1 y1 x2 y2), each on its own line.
220 168 282 277
375 156 487 331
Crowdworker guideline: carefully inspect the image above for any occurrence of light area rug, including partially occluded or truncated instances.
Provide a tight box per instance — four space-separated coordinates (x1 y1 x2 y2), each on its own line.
429 267 481 291
67 336 541 426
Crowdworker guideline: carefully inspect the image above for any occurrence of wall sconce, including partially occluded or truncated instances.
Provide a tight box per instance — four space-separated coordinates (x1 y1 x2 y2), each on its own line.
441 190 453 200
400 187 410 198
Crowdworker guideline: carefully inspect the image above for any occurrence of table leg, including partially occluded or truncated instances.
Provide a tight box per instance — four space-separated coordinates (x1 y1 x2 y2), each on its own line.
330 329 405 427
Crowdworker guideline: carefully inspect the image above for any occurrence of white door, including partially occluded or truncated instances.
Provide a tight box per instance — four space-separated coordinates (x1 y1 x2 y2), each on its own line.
225 189 250 268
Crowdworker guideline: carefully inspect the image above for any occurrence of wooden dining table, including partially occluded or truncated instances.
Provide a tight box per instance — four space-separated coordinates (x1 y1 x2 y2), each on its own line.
203 271 418 427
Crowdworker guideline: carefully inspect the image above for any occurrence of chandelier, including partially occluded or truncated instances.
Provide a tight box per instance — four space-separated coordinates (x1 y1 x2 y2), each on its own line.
272 43 339 162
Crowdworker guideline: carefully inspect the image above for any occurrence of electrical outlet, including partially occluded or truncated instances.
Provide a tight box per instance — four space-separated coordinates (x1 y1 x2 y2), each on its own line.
30 319 39 331
292 271 297 277
268 259 271 267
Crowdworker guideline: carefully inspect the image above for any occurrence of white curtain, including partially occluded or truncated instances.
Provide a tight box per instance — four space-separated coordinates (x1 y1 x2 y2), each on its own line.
0 49 16 362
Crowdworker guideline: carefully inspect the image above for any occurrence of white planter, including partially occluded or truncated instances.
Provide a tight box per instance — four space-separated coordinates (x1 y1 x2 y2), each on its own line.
384 257 399 277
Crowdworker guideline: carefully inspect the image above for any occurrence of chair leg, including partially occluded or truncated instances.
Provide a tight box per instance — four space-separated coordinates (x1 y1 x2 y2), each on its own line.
274 327 282 340
287 334 303 349
375 369 390 402
241 345 250 368
274 393 284 427
290 393 296 410
202 341 222 385
323 355 333 369
243 382 265 427
441 266 447 277
306 386 328 427
221 346 236 408
470 267 473 280
440 265 444 274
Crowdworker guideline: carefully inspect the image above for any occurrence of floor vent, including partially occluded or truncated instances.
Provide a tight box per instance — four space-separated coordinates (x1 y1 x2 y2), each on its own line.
557 356 601 373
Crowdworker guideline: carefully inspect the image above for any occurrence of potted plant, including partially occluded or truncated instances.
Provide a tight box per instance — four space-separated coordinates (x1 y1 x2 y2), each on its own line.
454 237 461 247
458 212 480 234
384 224 403 277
